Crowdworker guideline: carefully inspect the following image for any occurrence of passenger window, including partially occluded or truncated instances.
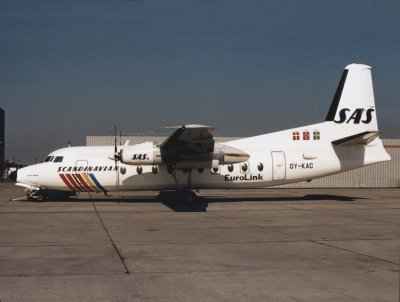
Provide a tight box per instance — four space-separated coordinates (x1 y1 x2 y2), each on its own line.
211 167 220 174
54 156 64 163
241 162 249 173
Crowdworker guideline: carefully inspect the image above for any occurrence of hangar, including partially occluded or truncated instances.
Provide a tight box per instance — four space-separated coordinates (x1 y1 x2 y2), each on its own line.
0 108 4 174
87 136 399 188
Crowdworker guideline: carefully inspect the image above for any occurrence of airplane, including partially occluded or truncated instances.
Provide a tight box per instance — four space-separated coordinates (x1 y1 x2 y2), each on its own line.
15 64 391 203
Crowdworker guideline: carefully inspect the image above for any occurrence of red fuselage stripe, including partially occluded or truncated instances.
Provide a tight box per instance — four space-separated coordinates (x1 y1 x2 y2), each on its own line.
75 174 94 192
59 174 77 192
71 174 87 192
65 174 84 192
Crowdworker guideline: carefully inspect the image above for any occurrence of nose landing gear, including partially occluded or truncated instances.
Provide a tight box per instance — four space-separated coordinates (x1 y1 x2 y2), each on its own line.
25 188 74 201
26 188 48 201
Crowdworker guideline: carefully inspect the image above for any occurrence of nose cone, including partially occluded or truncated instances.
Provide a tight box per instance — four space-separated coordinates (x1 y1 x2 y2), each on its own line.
16 163 50 187
16 166 27 183
16 165 36 185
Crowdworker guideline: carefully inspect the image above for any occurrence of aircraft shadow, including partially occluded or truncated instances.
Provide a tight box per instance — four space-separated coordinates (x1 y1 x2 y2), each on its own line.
20 193 366 213
204 194 365 203
159 194 366 212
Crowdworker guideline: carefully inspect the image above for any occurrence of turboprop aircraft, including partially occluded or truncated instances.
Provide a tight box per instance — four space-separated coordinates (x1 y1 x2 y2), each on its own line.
15 64 390 202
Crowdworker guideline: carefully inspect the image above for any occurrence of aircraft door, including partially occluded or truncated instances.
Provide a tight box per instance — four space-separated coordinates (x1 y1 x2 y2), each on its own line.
76 160 88 168
74 160 90 191
271 151 286 180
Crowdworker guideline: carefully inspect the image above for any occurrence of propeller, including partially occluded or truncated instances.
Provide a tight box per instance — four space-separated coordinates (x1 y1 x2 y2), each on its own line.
111 126 130 187
114 125 121 187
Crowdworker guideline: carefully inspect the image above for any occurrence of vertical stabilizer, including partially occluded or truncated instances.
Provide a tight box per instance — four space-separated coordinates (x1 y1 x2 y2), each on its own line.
325 64 378 132
325 64 390 167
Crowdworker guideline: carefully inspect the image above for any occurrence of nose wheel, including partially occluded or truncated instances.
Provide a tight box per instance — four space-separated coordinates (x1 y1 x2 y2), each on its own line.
25 188 74 201
26 189 48 201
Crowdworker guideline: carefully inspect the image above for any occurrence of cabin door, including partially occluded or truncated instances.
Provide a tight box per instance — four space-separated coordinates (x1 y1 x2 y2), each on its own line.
271 151 286 180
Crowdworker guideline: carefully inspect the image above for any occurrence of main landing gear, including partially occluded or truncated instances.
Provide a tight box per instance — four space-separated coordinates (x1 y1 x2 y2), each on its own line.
181 189 197 204
167 165 199 204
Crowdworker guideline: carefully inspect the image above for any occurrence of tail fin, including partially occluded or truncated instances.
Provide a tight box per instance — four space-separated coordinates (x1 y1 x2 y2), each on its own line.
325 64 378 132
325 64 390 166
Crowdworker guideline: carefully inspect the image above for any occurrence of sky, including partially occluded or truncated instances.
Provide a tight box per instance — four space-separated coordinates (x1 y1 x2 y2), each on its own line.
1 0 399 164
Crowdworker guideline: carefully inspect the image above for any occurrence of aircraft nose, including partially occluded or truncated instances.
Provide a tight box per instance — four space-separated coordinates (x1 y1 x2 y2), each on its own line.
16 166 29 184
15 164 46 187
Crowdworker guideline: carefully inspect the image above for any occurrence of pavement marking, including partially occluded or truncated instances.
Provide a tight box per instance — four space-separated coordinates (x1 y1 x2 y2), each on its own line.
91 201 130 274
314 240 400 266
91 200 144 302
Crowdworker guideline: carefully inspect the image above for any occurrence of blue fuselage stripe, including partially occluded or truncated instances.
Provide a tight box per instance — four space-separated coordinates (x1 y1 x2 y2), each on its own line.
88 173 107 192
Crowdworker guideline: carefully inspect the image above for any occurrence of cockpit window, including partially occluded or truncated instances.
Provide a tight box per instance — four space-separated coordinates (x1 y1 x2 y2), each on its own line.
54 156 64 163
44 156 55 162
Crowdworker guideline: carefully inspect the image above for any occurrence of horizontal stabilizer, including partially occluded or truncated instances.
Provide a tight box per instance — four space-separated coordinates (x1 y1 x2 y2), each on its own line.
332 131 381 146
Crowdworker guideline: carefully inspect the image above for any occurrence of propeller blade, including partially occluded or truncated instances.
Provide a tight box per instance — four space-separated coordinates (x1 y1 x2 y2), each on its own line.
113 125 119 187
115 160 119 187
116 165 120 187
114 125 117 155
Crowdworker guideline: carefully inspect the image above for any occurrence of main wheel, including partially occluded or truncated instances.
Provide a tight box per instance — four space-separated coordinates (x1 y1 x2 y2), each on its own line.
182 190 197 204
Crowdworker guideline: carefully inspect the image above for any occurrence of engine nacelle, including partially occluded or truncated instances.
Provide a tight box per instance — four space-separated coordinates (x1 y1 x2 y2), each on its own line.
174 144 249 169
118 142 249 168
213 144 250 164
120 142 162 165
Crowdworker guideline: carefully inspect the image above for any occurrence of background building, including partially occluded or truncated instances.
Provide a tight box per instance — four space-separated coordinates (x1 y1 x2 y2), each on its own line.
0 108 4 175
87 136 399 188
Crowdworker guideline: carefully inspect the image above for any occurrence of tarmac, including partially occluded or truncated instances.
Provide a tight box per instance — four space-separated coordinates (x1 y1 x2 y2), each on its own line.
0 182 399 302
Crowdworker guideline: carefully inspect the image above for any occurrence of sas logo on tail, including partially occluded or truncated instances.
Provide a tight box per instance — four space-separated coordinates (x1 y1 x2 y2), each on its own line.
334 108 374 124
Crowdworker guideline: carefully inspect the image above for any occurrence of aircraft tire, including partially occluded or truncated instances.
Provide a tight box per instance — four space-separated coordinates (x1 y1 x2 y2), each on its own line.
182 190 197 204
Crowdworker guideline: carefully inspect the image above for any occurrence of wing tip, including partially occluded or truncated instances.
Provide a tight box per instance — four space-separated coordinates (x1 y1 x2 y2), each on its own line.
161 124 214 130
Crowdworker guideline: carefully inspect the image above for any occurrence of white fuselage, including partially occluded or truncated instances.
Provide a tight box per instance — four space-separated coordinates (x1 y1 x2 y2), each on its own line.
16 64 392 194
16 121 390 193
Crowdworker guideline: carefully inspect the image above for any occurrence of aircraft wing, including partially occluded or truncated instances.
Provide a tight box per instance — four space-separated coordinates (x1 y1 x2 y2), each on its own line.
160 124 215 163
